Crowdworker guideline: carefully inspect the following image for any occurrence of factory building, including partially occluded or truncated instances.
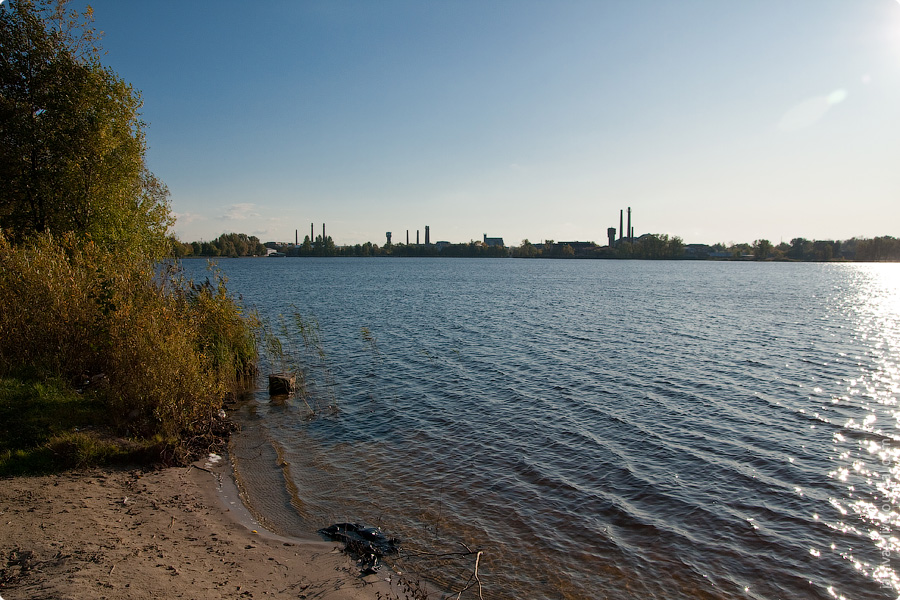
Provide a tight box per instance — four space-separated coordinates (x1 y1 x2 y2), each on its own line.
483 234 505 247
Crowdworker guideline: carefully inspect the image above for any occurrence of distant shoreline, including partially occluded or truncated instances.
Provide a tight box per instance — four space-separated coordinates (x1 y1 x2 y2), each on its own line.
178 254 899 263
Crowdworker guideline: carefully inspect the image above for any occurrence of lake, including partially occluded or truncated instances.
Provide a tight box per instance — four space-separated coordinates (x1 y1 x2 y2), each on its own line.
182 258 900 600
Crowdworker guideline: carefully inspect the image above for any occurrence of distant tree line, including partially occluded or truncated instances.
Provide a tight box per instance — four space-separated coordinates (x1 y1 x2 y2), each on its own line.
715 236 900 262
852 236 900 261
171 233 900 262
170 233 266 258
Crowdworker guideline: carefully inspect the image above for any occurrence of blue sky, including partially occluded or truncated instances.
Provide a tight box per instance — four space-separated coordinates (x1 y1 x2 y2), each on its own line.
69 0 900 246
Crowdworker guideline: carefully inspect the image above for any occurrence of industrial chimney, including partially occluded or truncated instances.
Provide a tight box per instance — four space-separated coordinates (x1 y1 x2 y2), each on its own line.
627 207 632 243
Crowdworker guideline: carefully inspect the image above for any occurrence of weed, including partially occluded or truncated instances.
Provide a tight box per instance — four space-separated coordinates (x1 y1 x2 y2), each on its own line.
258 308 338 417
0 231 258 465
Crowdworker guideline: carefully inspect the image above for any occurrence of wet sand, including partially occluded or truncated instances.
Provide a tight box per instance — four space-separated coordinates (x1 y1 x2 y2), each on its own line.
0 463 393 599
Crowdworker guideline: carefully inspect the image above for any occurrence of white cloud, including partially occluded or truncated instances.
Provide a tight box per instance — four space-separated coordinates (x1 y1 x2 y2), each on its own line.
221 203 260 220
174 211 205 225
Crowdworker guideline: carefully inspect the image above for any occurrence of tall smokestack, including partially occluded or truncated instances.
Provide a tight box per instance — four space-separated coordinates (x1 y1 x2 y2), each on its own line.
406 230 409 245
425 225 430 245
310 223 313 242
417 230 420 245
322 223 325 242
619 210 623 241
627 207 632 243
295 229 298 246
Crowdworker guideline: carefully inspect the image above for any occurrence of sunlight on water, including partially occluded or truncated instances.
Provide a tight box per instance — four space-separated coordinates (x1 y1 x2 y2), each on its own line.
826 265 900 597
190 259 900 600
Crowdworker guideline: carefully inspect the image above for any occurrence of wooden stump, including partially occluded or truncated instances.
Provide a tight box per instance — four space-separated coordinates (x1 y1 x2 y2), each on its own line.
268 372 296 395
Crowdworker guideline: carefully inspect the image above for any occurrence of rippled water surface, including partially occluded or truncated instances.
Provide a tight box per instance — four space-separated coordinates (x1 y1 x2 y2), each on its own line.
184 258 900 600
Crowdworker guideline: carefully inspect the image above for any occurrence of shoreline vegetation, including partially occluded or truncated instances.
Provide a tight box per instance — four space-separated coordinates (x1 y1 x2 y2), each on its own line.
0 1 257 475
173 232 900 262
0 0 258 476
0 5 411 598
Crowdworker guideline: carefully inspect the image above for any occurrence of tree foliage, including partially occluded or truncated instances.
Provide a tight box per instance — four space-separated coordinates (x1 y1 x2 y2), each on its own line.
753 239 773 260
855 236 900 262
0 0 171 256
182 232 266 258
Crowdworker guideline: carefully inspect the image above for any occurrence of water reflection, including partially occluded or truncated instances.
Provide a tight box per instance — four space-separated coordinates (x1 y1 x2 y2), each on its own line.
196 259 900 599
827 265 900 597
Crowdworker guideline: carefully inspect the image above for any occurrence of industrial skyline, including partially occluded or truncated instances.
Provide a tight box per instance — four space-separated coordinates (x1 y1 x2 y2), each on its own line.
270 206 639 249
72 1 900 247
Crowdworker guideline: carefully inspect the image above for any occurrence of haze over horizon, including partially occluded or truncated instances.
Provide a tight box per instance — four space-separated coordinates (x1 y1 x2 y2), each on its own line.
70 0 900 246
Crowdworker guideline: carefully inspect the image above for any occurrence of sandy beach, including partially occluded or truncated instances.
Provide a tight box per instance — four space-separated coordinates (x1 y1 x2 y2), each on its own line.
0 463 393 600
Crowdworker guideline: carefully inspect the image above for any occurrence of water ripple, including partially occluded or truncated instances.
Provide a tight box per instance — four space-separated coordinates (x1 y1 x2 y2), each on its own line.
184 259 900 600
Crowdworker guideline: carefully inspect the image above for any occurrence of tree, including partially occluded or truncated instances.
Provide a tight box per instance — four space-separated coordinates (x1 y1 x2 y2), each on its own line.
788 238 812 260
0 0 171 256
856 236 900 262
753 239 772 260
666 235 684 258
512 239 539 258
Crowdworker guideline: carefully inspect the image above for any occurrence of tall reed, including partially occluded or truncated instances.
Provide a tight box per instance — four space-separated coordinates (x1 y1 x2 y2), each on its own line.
0 231 258 451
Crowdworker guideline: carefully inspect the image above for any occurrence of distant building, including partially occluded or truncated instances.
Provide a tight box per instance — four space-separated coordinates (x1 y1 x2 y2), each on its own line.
435 241 451 251
684 244 711 259
483 234 504 247
607 228 617 247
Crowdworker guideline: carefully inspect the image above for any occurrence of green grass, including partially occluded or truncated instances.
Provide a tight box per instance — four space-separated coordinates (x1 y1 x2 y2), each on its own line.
0 377 163 477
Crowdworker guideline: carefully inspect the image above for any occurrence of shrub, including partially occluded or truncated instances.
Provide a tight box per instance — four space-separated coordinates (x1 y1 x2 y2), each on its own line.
0 231 257 450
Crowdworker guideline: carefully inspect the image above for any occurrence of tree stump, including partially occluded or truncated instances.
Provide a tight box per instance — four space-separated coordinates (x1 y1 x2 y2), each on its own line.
268 372 296 396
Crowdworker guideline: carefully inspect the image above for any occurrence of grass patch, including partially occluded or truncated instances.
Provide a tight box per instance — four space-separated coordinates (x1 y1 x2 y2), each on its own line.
0 377 168 476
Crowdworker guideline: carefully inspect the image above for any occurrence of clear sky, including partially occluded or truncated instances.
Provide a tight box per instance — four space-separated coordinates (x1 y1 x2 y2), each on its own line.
68 0 900 246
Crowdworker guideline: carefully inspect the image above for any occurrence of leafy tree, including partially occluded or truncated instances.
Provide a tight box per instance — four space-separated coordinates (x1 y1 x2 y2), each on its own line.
187 233 266 257
788 238 812 260
729 242 752 258
512 239 539 258
168 236 193 258
773 242 790 259
753 239 772 260
0 0 171 256
813 240 835 261
666 235 684 258
856 236 900 261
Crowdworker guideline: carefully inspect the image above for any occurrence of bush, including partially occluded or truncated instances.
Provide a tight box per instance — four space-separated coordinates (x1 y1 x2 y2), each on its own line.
0 231 257 450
